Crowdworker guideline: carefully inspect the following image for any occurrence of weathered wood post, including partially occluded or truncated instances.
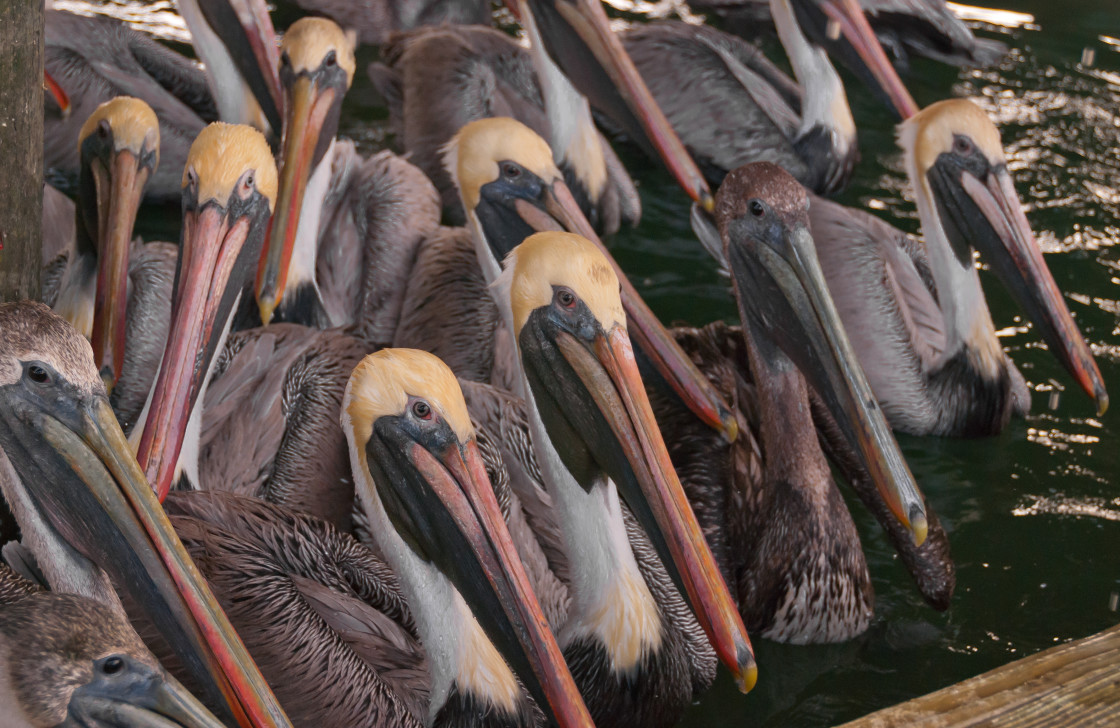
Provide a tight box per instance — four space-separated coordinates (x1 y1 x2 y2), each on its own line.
0 0 44 303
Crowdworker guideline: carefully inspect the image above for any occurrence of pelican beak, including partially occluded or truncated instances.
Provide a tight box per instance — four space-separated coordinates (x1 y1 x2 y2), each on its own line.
255 74 338 326
69 661 227 728
543 180 739 441
90 148 152 391
931 162 1108 415
726 217 928 545
136 202 255 500
517 0 713 210
365 423 593 727
0 390 288 727
795 0 919 119
44 69 71 117
195 0 283 133
519 314 757 692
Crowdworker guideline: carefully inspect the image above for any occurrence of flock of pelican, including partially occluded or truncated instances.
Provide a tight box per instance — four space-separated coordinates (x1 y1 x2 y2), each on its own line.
2 0 1106 725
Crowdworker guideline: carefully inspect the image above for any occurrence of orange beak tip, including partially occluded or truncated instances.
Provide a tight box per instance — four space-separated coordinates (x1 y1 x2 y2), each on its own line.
721 412 739 444
1094 388 1109 417
701 192 716 215
736 663 759 694
909 507 928 548
257 296 277 328
100 368 115 394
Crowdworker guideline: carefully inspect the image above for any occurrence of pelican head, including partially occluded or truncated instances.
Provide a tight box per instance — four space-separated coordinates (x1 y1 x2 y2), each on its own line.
502 232 757 693
343 349 593 728
255 16 355 327
137 122 277 501
712 161 928 546
900 99 1106 415
512 0 713 209
0 301 287 727
57 97 159 390
1 591 224 728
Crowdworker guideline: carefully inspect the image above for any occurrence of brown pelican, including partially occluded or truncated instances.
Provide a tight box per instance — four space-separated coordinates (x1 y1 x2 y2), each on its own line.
0 566 225 728
809 100 1106 435
495 232 757 726
44 0 279 202
693 0 1007 71
619 0 921 194
0 301 289 726
133 121 278 500
368 23 641 233
401 117 735 440
42 97 176 423
254 17 441 333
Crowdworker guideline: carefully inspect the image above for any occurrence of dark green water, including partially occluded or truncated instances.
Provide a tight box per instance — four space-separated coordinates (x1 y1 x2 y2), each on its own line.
74 1 1120 725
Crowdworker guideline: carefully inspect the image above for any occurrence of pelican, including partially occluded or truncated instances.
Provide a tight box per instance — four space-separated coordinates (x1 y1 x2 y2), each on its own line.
809 100 1107 435
368 23 641 233
619 0 920 194
398 117 735 441
42 97 176 428
0 301 289 727
0 566 225 728
44 0 278 202
493 232 757 726
254 17 442 333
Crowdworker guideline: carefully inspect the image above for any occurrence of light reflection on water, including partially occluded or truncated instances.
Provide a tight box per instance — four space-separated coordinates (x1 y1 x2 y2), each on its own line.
1013 494 1120 520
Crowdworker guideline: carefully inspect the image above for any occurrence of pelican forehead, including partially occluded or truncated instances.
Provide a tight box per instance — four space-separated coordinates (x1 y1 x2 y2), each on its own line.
899 98 1005 176
343 349 474 447
504 232 625 335
444 117 561 211
281 17 356 87
0 302 102 393
77 96 160 158
183 122 278 210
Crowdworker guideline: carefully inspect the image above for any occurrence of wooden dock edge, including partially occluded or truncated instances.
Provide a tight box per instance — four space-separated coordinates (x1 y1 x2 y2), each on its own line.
838 623 1120 727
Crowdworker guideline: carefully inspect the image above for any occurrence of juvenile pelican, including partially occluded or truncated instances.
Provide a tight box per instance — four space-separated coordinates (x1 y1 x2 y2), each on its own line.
0 301 289 727
43 97 176 419
0 567 225 728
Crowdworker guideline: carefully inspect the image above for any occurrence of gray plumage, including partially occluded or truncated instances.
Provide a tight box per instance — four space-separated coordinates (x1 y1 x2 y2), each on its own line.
44 10 211 203
288 0 491 46
368 25 640 233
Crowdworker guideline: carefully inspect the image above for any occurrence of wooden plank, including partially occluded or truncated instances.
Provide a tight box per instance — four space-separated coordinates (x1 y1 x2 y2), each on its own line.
0 0 44 302
840 624 1120 727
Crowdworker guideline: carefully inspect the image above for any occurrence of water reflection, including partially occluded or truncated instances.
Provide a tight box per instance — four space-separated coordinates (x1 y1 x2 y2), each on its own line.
51 0 188 41
1013 494 1120 521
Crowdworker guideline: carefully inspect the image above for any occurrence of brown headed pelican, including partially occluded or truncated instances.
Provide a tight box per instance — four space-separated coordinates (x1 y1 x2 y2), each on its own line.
494 232 757 726
619 0 921 194
42 97 176 427
0 565 225 728
44 0 279 202
0 301 289 727
810 99 1107 435
254 17 441 333
367 23 641 233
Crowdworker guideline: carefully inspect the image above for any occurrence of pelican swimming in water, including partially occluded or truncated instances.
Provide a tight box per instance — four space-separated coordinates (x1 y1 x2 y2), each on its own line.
42 97 177 429
0 301 289 727
808 99 1107 435
0 565 225 728
44 0 280 202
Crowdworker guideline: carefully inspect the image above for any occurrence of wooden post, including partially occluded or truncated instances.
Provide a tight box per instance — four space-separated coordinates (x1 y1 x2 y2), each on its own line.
0 0 43 303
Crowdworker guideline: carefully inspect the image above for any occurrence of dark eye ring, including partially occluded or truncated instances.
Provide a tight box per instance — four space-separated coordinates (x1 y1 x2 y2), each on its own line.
412 400 432 420
243 172 254 190
325 50 337 67
27 365 49 384
101 656 124 675
501 162 521 179
749 199 765 217
556 288 576 308
97 119 111 140
953 136 973 155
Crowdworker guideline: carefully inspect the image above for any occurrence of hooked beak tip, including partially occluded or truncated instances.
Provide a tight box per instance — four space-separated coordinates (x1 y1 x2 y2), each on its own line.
735 662 759 694
909 506 928 547
720 411 739 444
701 192 716 215
100 367 115 393
257 296 277 327
1095 389 1109 417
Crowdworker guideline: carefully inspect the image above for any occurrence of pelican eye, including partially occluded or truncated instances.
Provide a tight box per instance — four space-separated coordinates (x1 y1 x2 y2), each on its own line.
501 162 522 179
412 400 432 420
952 135 974 156
26 365 49 385
239 171 256 197
749 199 766 217
97 119 111 140
99 656 125 675
555 287 576 309
325 50 337 67
280 51 291 68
